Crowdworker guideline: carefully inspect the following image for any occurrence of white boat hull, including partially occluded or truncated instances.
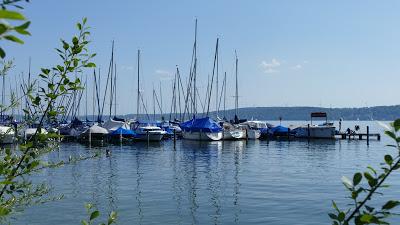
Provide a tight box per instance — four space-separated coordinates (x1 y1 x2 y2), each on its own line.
246 130 261 139
293 126 335 139
182 131 223 141
135 132 164 141
222 129 246 140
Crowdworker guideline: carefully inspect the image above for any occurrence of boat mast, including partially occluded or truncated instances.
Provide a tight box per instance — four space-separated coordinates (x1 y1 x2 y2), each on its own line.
114 63 117 117
235 51 239 122
193 19 198 116
85 72 88 121
223 72 227 119
206 38 219 117
136 49 140 120
216 41 219 118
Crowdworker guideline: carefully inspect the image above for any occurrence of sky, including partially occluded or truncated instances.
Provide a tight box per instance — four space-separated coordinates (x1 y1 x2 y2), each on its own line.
3 0 400 115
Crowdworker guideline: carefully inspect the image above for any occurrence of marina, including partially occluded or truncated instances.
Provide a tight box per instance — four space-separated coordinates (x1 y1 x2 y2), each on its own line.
1 1 400 224
9 121 399 225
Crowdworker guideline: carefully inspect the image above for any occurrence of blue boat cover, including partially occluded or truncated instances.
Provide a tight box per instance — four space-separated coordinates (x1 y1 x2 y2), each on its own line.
180 117 222 133
109 127 135 136
268 125 289 134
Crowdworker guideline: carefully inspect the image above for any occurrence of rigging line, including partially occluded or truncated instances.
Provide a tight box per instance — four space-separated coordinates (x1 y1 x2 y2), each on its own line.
139 92 150 121
100 44 113 121
93 69 101 122
206 38 219 116
217 72 226 115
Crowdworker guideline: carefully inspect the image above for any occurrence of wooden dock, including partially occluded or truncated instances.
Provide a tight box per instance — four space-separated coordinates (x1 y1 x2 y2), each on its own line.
335 125 380 146
335 133 381 141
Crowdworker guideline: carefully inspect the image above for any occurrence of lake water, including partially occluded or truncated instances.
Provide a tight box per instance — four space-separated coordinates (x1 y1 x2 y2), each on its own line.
10 121 400 224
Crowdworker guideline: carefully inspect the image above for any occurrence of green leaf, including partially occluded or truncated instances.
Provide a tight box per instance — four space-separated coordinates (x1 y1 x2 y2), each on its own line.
0 24 8 35
385 130 397 141
382 200 400 210
81 220 88 225
360 214 374 223
393 119 400 132
4 35 24 44
72 36 79 45
384 154 393 165
90 210 100 220
328 213 338 220
0 10 26 20
353 173 362 186
84 62 96 68
332 200 339 212
0 47 5 58
15 21 30 30
338 212 345 222
341 176 353 189
108 211 117 225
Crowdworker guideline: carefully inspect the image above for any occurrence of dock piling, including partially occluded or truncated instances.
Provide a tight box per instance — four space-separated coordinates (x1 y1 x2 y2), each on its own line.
367 126 369 146
173 129 176 149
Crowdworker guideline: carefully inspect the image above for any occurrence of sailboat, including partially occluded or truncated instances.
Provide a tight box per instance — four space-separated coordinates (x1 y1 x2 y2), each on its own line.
220 52 246 140
180 21 223 141
133 50 165 141
0 125 15 144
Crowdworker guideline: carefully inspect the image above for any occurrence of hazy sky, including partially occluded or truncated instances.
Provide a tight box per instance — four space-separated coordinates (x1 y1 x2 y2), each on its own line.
4 0 400 115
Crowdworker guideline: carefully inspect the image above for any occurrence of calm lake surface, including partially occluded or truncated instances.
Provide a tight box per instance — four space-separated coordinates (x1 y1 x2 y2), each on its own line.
10 121 400 225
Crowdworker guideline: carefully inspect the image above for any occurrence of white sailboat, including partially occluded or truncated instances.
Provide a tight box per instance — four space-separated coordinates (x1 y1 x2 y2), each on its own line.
0 125 15 144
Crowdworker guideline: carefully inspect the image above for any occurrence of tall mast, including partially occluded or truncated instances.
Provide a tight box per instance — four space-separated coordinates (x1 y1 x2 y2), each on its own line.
206 38 219 116
159 81 163 120
235 51 239 119
85 73 88 121
193 19 197 116
223 72 227 119
114 63 117 117
136 49 140 120
216 40 219 118
109 41 114 119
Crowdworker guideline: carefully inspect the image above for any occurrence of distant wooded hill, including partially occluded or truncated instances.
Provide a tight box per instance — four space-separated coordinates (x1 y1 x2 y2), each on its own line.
125 105 400 121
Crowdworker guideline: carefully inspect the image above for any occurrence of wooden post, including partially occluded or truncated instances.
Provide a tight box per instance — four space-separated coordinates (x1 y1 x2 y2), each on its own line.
120 129 122 144
147 130 149 145
307 124 310 140
367 126 369 146
89 129 92 146
173 129 176 149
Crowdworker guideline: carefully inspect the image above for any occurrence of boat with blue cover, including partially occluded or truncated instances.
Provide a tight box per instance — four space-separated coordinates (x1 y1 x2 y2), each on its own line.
181 117 223 141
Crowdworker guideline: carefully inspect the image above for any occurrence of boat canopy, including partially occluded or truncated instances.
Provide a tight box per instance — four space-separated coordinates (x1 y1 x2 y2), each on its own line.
268 125 289 134
109 127 135 136
180 117 222 133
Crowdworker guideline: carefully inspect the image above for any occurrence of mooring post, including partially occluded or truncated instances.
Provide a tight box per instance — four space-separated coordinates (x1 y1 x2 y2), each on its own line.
147 130 149 146
307 124 310 140
120 129 123 144
89 129 92 146
173 129 176 149
367 126 369 146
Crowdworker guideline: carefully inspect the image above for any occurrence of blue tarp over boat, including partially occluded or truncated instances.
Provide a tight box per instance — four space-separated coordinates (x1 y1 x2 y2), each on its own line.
109 127 135 137
268 125 289 135
180 117 222 133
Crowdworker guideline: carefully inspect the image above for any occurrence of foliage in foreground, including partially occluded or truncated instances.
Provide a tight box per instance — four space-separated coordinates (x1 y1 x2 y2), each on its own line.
0 16 97 222
330 119 400 225
82 203 117 225
0 0 30 58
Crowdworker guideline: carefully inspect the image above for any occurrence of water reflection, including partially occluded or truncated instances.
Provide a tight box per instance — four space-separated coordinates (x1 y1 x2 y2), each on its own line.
12 122 395 225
